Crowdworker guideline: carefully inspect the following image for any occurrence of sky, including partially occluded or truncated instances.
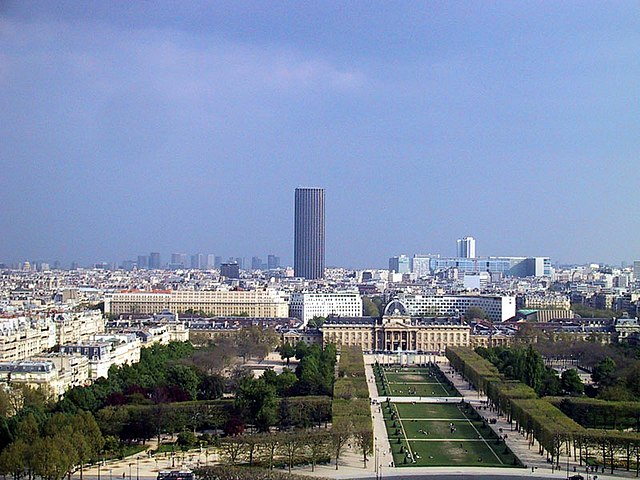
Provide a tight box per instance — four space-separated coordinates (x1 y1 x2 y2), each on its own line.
1 1 639 268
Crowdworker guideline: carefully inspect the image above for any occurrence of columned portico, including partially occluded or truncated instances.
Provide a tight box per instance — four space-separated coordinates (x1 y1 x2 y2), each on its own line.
321 299 471 353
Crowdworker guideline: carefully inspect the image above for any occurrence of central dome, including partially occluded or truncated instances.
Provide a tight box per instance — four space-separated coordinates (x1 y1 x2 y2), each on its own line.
383 298 408 316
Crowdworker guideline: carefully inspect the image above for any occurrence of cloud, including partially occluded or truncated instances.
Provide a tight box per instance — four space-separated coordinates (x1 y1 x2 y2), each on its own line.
0 16 365 103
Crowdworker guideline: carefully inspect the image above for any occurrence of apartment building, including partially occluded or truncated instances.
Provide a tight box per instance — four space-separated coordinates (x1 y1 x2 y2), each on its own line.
289 292 363 324
105 289 289 317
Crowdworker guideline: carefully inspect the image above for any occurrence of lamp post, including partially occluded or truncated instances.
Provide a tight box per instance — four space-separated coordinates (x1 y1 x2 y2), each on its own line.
129 463 133 480
136 457 139 480
109 469 112 480
374 437 378 480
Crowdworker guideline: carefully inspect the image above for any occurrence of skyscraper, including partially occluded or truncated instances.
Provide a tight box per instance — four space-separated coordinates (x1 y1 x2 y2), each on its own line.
294 187 325 279
456 237 476 258
149 252 161 269
137 255 148 269
389 255 410 274
267 254 280 270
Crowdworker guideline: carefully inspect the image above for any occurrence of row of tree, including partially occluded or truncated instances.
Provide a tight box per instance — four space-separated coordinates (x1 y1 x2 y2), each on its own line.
546 397 640 432
0 411 103 480
447 347 640 475
217 430 332 472
511 326 640 401
477 345 584 397
332 346 372 470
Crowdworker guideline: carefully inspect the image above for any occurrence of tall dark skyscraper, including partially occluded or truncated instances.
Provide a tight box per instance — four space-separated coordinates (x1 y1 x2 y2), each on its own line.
294 187 325 279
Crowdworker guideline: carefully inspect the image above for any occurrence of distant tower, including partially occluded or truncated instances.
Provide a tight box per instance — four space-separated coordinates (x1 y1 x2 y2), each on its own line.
294 187 325 279
389 255 410 274
456 237 476 258
149 252 161 269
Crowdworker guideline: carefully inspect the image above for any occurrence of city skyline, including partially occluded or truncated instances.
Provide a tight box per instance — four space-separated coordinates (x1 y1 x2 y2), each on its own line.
1 2 639 268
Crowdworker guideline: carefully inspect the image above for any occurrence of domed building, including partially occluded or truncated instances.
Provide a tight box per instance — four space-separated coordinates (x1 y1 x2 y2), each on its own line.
320 298 470 353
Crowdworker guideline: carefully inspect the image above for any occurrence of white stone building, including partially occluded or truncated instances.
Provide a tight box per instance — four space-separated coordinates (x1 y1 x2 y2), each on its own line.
289 292 363 324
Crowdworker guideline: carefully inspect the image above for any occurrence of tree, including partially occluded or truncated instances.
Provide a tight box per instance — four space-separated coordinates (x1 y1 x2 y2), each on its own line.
362 297 380 317
353 424 373 468
274 369 297 397
538 370 562 397
279 343 295 365
31 436 75 480
166 364 200 400
305 430 330 472
294 341 309 361
219 437 246 466
177 430 197 449
0 439 29 480
199 374 225 400
281 431 303 473
234 378 277 432
592 357 617 388
464 306 488 320
307 316 326 328
561 369 584 396
523 345 545 393
330 418 351 470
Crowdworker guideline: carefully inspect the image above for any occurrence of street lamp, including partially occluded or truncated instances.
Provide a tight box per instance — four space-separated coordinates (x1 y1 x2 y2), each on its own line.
129 463 133 480
136 457 139 480
109 469 113 480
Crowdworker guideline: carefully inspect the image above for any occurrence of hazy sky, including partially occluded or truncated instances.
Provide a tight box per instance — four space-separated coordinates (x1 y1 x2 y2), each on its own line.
1 1 639 268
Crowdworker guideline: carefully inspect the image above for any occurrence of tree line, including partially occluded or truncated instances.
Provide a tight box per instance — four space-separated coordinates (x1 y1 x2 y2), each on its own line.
331 346 372 470
477 345 584 397
448 346 640 475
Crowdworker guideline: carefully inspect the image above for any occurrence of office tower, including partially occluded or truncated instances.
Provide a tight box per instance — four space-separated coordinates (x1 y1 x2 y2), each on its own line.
137 255 148 269
149 252 161 269
634 261 640 279
206 254 215 269
251 256 262 270
456 236 476 258
214 256 222 269
389 255 410 274
267 254 280 270
235 257 245 269
220 262 240 279
121 260 136 271
191 253 205 269
412 255 433 278
294 187 325 279
171 253 188 267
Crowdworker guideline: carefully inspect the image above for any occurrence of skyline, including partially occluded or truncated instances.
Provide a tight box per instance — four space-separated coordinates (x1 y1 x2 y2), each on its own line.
1 2 639 268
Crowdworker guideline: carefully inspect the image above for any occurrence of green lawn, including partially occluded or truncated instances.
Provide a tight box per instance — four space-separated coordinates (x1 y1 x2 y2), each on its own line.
381 401 521 468
374 365 460 397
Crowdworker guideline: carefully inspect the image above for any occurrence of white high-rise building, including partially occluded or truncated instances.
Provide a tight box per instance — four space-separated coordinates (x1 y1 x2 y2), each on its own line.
456 236 476 258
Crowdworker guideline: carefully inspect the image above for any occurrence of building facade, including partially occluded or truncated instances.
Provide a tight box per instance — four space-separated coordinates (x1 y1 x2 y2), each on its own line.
389 255 410 274
105 289 289 317
294 187 325 279
320 299 471 353
456 236 476 258
289 292 363 324
398 294 516 322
